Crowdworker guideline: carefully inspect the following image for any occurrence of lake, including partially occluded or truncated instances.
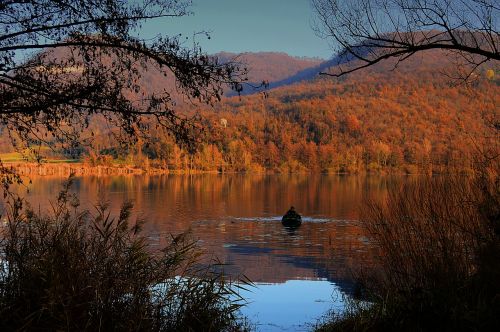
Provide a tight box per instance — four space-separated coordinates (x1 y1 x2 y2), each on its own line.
6 174 399 331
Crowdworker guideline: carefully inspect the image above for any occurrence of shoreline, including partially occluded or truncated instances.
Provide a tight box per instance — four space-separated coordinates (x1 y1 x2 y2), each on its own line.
1 162 213 177
1 161 459 177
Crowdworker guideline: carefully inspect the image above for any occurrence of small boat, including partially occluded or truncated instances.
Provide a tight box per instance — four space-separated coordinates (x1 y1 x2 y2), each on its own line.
281 206 302 227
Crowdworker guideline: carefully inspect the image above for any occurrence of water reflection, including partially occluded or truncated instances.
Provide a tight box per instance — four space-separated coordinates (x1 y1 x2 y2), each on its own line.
195 216 370 294
3 174 403 330
239 280 345 332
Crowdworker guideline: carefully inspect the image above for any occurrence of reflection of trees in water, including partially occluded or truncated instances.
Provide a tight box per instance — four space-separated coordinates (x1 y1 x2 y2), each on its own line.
15 174 396 287
21 173 397 217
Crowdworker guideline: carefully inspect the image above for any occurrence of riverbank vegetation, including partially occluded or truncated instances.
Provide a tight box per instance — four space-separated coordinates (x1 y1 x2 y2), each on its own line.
315 157 500 331
0 178 250 331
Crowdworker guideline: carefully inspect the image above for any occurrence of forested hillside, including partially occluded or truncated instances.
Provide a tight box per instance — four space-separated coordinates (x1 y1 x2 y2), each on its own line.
2 50 498 174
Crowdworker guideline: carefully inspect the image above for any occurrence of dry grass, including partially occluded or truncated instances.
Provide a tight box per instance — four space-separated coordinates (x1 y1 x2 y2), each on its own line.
363 175 491 294
0 177 250 331
316 162 500 331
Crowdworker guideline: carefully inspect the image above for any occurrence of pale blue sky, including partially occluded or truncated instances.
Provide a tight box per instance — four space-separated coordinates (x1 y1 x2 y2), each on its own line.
140 0 331 59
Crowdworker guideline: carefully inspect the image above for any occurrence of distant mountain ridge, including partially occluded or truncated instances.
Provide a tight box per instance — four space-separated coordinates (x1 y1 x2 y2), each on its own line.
239 48 466 95
38 47 326 99
214 51 324 94
215 51 324 82
28 45 482 103
40 45 461 97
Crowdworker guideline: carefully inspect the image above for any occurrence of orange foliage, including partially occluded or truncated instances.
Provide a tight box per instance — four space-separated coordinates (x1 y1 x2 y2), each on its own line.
5 53 497 175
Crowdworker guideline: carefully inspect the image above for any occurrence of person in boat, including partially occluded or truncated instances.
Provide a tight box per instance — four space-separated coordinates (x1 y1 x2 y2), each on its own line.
282 206 302 225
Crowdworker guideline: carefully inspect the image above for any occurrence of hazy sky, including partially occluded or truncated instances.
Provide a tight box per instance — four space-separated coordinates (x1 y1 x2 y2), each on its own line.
140 0 331 59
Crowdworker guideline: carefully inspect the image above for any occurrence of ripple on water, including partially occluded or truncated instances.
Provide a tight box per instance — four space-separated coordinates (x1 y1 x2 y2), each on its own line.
230 216 356 224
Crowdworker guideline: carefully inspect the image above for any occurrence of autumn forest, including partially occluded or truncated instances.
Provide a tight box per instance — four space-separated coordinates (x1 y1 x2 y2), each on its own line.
7 50 494 175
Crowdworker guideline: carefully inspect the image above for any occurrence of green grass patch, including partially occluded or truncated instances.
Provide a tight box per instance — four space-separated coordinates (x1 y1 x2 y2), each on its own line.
0 152 26 162
0 151 81 163
44 159 81 163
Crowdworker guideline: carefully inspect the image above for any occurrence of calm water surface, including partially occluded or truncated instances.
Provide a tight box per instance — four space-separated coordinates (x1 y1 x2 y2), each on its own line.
8 174 402 331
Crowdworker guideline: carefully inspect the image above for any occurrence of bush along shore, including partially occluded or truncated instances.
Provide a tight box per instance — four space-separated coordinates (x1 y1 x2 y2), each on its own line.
315 161 500 331
0 177 251 331
1 162 219 177
1 160 474 177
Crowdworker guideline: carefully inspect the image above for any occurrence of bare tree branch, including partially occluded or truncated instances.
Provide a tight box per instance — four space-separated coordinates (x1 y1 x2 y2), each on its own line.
0 0 246 158
312 0 499 78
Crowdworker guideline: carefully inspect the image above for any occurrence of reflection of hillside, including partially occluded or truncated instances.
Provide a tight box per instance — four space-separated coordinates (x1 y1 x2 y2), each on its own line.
190 218 375 295
12 174 396 293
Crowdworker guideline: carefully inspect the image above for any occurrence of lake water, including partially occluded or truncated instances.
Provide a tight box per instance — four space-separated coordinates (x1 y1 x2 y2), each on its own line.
6 174 399 331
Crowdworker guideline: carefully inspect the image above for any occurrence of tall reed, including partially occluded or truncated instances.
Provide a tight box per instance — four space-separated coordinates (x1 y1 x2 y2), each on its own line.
0 177 249 331
363 175 490 294
316 167 500 331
